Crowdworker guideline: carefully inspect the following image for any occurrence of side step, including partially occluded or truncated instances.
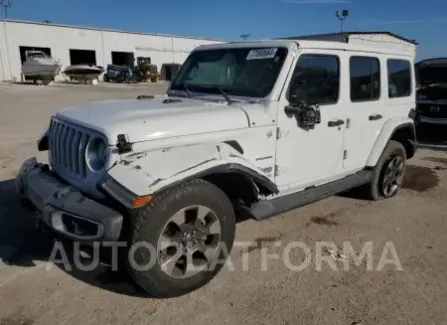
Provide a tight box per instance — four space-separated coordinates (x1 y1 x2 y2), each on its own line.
249 170 373 221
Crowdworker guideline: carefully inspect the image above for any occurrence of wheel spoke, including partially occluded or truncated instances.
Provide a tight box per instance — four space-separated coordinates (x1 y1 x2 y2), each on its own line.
197 205 211 221
170 209 186 226
396 162 404 176
196 242 219 263
183 251 204 277
160 251 183 275
158 234 181 251
383 178 393 196
388 158 396 170
208 218 221 234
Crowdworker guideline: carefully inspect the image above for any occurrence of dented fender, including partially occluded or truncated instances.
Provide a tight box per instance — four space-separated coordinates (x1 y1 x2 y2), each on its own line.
105 143 278 197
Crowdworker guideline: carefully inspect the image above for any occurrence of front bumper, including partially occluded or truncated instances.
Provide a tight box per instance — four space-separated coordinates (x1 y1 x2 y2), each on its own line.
15 157 123 242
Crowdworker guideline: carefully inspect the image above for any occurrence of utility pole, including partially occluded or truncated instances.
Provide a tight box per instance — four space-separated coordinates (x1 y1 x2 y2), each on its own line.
335 9 349 34
0 0 12 18
240 34 250 42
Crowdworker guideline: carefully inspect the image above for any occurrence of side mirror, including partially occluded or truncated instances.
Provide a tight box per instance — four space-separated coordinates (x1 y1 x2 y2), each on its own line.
285 102 321 129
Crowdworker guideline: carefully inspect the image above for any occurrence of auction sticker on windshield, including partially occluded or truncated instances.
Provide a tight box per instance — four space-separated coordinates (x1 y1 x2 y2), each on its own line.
246 48 278 60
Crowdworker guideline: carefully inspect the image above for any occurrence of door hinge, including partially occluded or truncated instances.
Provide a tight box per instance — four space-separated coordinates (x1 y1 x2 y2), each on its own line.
343 150 348 160
346 118 350 129
274 165 279 176
276 127 281 139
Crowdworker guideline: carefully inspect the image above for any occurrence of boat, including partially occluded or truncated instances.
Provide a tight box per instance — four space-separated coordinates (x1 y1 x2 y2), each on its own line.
21 50 62 84
63 64 105 82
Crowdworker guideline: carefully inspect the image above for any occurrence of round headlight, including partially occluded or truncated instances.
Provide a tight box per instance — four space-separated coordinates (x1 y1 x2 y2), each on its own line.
86 138 108 172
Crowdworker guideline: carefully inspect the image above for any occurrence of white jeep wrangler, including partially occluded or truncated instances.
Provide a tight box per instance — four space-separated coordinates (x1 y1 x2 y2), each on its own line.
16 39 417 298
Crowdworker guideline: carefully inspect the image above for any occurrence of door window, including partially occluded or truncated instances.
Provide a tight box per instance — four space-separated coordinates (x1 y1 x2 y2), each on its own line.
350 56 381 102
287 54 340 105
387 59 412 98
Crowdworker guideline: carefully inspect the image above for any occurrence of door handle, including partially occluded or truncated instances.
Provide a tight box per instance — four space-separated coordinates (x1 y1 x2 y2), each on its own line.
328 119 345 127
369 114 383 121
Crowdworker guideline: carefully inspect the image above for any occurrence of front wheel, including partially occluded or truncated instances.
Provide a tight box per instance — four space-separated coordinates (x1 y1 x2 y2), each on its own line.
125 179 235 298
360 140 407 200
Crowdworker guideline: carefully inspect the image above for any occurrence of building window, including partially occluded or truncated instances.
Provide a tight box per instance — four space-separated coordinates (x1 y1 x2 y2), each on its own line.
350 56 380 102
288 54 340 105
387 59 412 98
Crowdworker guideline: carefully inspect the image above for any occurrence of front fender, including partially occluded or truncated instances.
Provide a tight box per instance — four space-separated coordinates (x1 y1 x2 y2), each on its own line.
366 117 416 167
104 142 278 199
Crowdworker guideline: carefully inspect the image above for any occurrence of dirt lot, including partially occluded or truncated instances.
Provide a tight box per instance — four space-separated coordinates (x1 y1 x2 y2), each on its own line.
1 82 447 325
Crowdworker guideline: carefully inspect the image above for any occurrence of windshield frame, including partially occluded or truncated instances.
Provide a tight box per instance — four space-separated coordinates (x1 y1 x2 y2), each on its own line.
167 45 291 100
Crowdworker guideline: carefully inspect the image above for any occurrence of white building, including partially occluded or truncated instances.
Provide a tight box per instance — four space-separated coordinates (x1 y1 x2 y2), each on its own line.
0 19 227 82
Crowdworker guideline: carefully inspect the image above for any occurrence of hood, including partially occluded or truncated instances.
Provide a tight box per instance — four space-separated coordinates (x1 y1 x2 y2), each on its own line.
53 96 250 144
416 57 447 86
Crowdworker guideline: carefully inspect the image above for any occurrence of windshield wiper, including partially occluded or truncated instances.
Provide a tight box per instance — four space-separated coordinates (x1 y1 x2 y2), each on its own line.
217 87 233 105
182 83 192 98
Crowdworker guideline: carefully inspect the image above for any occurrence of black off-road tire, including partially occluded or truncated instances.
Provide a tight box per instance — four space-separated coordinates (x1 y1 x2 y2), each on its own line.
125 179 236 298
359 140 407 200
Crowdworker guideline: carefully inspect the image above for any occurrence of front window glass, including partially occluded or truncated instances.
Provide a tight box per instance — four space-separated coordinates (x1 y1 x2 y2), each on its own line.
170 47 288 97
287 54 340 105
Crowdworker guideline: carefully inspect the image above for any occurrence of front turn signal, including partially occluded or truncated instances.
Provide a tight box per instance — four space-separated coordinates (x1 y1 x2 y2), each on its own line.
132 195 152 208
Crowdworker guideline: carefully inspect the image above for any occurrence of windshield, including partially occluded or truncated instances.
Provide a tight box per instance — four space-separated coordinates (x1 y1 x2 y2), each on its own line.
170 47 288 98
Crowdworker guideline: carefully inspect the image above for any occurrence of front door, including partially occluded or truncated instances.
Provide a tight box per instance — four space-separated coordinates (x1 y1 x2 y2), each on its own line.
274 51 346 190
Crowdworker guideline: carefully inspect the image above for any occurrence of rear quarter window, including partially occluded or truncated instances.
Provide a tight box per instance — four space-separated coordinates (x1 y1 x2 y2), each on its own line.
387 59 412 98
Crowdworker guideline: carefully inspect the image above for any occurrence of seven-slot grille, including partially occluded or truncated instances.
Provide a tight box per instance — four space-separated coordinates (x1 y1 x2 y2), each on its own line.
49 118 90 178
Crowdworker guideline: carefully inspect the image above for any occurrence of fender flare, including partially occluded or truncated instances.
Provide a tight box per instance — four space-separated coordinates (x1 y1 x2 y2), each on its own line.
154 162 279 196
366 117 416 167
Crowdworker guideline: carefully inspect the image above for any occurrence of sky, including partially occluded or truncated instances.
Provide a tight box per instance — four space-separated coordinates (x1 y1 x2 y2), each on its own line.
2 0 447 60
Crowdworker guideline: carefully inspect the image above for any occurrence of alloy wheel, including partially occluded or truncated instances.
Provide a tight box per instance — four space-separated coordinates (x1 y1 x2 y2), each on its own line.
157 205 222 279
381 155 405 197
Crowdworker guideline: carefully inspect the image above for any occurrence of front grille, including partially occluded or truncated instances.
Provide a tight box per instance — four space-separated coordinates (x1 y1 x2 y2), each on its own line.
49 119 90 178
417 103 447 118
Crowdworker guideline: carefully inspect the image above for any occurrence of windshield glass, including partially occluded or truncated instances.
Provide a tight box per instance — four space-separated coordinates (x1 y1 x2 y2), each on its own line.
170 47 288 98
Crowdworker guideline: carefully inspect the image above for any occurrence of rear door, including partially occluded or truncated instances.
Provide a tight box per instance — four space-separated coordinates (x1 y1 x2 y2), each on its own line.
343 55 386 170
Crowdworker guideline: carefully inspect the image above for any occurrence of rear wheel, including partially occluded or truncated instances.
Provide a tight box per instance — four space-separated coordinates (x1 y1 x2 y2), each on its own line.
125 179 235 298
359 140 407 200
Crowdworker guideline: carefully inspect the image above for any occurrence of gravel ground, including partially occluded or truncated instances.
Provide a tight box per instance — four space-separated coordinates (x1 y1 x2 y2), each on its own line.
1 82 447 325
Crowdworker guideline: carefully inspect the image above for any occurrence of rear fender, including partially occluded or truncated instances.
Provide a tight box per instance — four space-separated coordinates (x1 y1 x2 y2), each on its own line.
366 117 416 167
105 142 278 197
